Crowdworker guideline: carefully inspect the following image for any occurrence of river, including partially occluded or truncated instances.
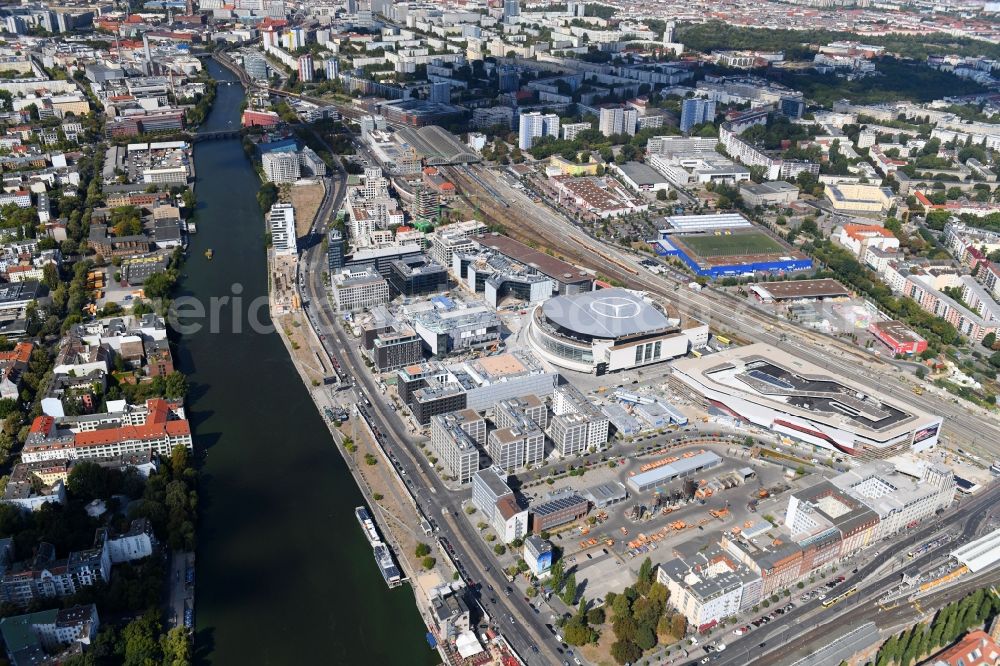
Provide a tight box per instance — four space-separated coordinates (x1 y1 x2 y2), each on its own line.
177 58 435 665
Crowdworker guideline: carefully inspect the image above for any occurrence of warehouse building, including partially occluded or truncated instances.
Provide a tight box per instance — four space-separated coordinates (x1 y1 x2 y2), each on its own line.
581 482 628 509
627 451 723 493
474 233 592 295
868 320 928 356
749 279 851 304
738 181 799 207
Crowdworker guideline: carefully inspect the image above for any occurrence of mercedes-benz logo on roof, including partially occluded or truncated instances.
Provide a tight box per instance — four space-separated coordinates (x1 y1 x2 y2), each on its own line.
589 296 641 319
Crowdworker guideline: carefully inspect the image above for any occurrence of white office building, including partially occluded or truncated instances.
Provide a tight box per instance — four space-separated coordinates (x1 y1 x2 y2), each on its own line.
431 410 484 484
548 385 609 456
471 466 528 543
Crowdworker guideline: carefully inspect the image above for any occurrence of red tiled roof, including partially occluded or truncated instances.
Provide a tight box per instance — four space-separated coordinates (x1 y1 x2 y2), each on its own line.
0 342 32 365
30 416 54 434
73 400 190 448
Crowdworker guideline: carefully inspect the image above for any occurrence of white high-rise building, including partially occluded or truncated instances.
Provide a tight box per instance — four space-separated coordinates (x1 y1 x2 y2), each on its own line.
262 151 300 183
262 27 278 50
324 58 339 80
518 112 559 150
268 203 297 255
680 98 716 133
599 106 639 137
663 20 675 45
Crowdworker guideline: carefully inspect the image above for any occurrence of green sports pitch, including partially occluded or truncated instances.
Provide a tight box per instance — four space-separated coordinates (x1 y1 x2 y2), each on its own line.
677 231 786 258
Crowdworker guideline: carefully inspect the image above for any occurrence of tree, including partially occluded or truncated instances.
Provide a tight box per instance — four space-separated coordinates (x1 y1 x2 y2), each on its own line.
415 543 430 557
983 332 996 350
421 556 436 569
67 461 115 502
143 271 177 299
550 559 565 592
610 639 642 665
563 618 595 646
636 557 654 594
634 622 657 651
0 398 17 419
587 608 605 625
257 182 279 211
876 633 898 666
656 189 668 201
611 592 632 623
562 572 578 605
161 626 192 666
164 372 188 399
656 615 672 639
670 614 687 638
121 611 163 666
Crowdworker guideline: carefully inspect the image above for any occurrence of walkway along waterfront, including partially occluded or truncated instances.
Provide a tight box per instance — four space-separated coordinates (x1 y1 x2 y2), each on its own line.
178 57 434 665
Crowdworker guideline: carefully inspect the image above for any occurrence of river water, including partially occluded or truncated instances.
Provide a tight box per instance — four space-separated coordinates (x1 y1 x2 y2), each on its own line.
177 58 435 665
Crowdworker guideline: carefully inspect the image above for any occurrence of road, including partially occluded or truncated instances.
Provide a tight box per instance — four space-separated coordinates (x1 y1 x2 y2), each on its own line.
297 183 560 666
448 163 1000 457
706 482 1000 666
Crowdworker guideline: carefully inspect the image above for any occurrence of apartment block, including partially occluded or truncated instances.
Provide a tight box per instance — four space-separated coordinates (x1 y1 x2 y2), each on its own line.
0 542 110 607
518 112 559 150
268 203 296 255
657 544 761 632
0 604 99 665
23 399 192 463
262 151 301 183
598 105 638 137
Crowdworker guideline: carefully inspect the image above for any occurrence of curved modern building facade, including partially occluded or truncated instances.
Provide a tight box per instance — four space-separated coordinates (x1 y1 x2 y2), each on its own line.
527 288 708 374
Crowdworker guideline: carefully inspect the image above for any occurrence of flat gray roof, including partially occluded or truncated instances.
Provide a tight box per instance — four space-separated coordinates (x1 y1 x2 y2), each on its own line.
616 161 666 186
541 288 671 339
628 451 723 488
